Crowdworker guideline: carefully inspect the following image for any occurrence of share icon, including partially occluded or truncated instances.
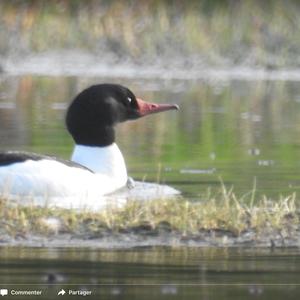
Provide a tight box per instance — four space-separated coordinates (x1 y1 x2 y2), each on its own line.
58 289 66 296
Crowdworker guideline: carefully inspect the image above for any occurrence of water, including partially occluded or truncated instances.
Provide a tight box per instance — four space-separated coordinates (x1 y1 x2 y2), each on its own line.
0 246 300 299
1 76 300 199
1 75 300 298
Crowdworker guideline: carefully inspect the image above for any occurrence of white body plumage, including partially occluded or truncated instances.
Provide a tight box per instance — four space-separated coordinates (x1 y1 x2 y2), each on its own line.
0 144 128 209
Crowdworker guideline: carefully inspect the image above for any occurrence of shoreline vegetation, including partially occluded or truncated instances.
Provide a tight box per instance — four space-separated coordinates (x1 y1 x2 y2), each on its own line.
1 185 299 248
1 0 300 70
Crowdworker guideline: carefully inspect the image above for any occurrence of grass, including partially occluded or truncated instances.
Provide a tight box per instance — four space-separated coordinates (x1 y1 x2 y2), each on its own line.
2 0 300 68
0 184 299 244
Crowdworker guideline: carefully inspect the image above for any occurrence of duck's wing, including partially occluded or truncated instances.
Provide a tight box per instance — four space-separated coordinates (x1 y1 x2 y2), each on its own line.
0 151 93 172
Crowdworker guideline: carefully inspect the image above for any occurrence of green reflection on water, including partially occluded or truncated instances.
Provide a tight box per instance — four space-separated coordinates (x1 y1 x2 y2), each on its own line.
1 76 300 200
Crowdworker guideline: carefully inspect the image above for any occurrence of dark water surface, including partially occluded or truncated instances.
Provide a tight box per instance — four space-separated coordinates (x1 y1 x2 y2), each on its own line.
1 76 300 199
0 247 300 299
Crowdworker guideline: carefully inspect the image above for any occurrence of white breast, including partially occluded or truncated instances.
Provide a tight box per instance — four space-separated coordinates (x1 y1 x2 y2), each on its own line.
0 144 128 208
0 160 114 195
71 143 127 181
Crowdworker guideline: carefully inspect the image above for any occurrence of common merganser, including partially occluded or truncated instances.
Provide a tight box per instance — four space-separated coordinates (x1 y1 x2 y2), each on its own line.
0 84 179 208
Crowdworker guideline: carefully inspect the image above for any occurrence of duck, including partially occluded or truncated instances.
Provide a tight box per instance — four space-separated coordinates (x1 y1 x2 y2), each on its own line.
0 84 179 209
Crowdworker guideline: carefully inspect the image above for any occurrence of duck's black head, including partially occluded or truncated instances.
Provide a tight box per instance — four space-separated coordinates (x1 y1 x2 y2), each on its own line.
66 84 179 146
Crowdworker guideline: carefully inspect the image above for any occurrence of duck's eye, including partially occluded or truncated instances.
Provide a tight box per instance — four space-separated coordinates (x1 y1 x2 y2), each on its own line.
127 97 132 103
